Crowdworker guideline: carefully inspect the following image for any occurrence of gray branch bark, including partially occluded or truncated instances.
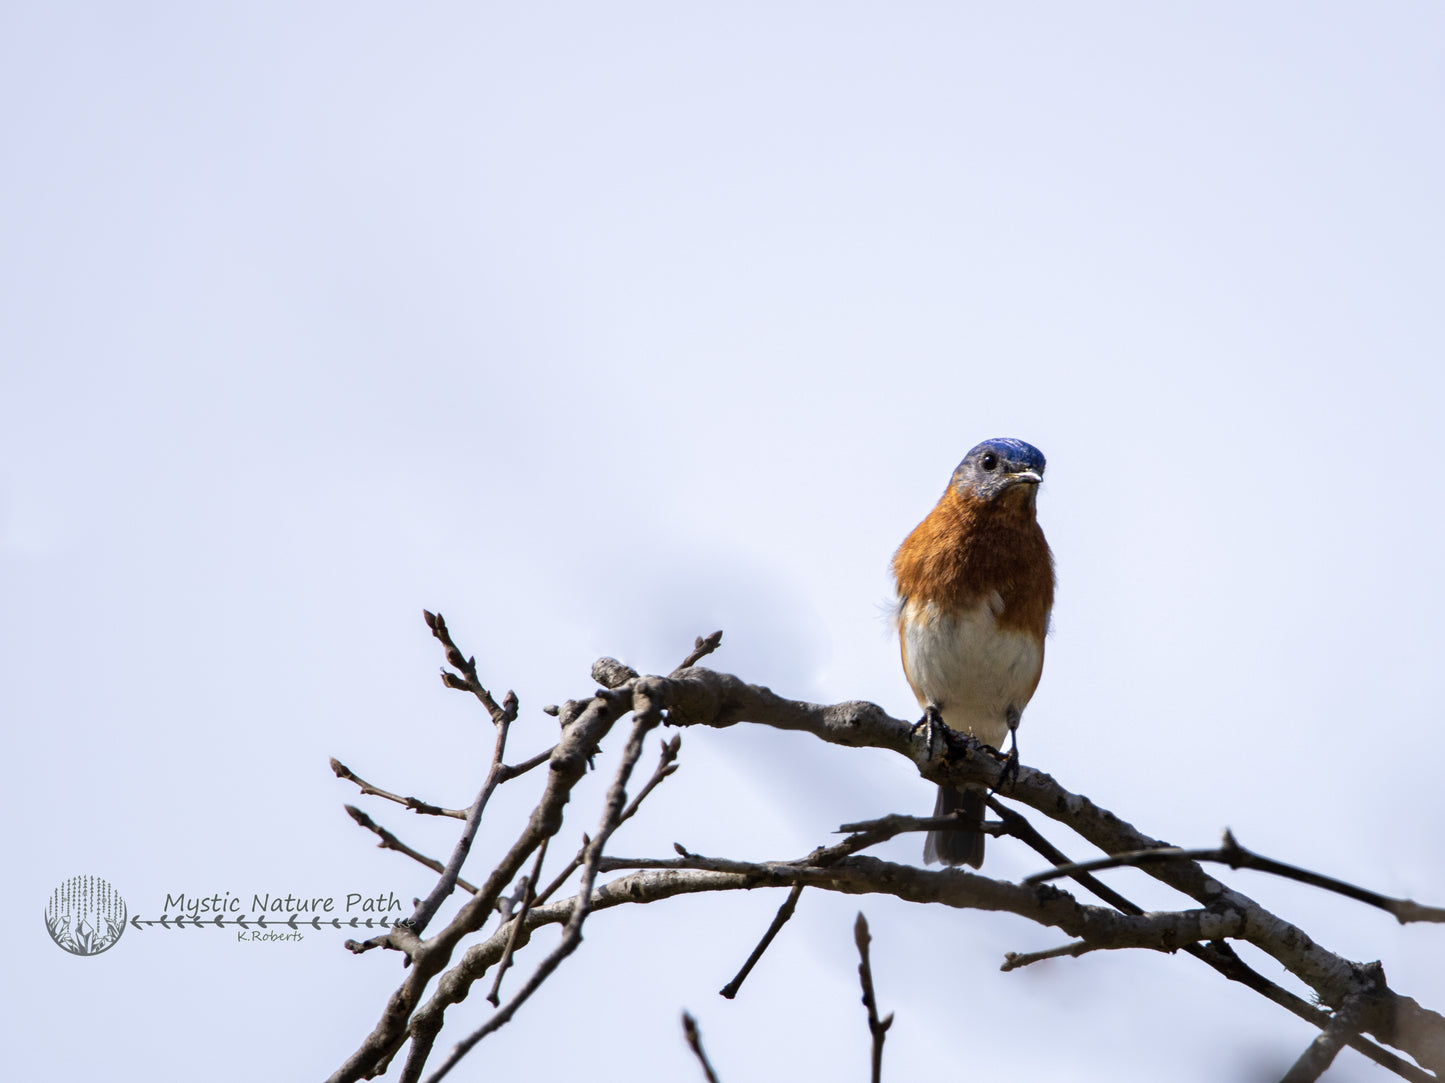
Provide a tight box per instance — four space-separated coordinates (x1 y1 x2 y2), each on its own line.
328 646 1445 1083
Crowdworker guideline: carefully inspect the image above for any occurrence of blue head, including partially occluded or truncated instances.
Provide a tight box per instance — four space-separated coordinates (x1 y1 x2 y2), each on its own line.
949 438 1047 502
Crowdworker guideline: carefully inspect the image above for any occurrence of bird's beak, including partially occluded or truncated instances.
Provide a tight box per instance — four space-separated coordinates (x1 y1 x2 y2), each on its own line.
1007 470 1043 485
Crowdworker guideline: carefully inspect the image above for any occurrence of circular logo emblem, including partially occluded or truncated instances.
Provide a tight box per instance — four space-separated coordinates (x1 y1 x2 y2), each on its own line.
45 875 127 956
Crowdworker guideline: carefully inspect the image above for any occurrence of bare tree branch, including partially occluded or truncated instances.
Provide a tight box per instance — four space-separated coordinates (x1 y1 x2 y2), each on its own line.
682 1011 722 1083
413 698 667 1083
408 668 519 937
674 630 724 673
486 836 548 1006
328 648 638 1083
329 644 1445 1083
597 850 1251 953
592 656 639 689
982 796 1434 1082
1002 940 1100 970
331 758 467 818
854 913 893 1083
719 885 804 1000
497 746 554 783
532 734 681 910
1280 981 1377 1083
1024 829 1445 925
342 805 478 895
423 609 513 724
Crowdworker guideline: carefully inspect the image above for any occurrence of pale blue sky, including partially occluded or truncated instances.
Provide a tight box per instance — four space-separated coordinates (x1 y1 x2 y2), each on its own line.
5 4 1444 1080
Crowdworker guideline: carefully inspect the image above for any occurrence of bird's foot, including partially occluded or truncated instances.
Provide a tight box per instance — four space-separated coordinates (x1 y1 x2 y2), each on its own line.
912 704 947 763
999 742 1021 790
996 707 1023 791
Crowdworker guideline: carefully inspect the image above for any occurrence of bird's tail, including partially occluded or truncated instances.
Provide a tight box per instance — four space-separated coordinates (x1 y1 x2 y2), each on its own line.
923 784 985 868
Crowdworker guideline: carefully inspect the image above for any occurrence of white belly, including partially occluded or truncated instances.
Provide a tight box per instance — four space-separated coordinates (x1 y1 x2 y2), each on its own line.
900 597 1043 748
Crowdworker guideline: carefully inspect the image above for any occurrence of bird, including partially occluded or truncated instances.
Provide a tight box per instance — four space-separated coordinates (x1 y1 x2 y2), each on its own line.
891 438 1055 867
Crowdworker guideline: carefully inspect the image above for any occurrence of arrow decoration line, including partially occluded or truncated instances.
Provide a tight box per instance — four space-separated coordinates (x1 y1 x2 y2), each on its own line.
129 914 410 930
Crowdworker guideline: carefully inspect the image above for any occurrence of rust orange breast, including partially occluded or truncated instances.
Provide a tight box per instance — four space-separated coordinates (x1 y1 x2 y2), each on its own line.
891 486 1054 639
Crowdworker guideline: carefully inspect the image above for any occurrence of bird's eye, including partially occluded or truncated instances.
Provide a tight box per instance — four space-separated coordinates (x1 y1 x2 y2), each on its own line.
981 453 998 471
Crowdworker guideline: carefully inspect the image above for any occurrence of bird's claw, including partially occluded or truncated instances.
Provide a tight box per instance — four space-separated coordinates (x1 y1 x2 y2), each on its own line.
912 704 947 763
1000 742 1020 789
995 706 1023 791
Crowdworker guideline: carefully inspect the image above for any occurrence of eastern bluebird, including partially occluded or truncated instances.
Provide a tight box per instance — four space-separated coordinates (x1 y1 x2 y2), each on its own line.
892 438 1055 867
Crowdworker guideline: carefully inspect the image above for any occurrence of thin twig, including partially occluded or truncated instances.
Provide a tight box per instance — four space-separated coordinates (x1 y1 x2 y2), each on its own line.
836 811 1005 847
1023 829 1445 925
487 836 549 1006
1002 940 1100 970
719 886 804 999
408 612 522 936
674 631 724 673
682 1011 721 1083
343 806 478 894
497 747 554 783
854 913 893 1083
534 842 587 911
332 758 468 819
719 810 951 999
424 609 513 724
985 798 1144 915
